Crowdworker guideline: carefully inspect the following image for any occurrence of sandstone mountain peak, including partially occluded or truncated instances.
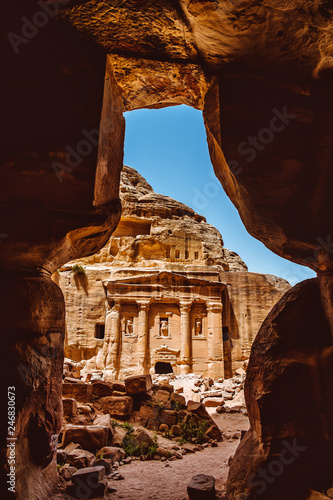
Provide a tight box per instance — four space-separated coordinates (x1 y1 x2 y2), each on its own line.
78 165 247 272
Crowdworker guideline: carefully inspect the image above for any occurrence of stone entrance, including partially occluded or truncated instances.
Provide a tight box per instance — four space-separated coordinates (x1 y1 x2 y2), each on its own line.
155 362 173 374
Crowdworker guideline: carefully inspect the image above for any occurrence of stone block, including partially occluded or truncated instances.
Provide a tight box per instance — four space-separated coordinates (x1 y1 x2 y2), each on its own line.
204 425 222 442
59 465 77 481
188 474 216 500
67 449 95 469
92 458 112 475
96 446 126 463
158 410 177 426
154 389 170 402
170 393 186 408
99 396 133 418
132 428 152 449
171 424 181 437
62 425 112 453
125 374 152 395
203 398 224 408
146 419 160 431
112 426 127 447
62 398 78 417
62 382 93 403
91 380 114 399
139 404 159 421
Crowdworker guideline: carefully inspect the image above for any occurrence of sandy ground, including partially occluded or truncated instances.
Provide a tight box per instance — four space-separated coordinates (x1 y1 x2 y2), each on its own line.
52 413 249 500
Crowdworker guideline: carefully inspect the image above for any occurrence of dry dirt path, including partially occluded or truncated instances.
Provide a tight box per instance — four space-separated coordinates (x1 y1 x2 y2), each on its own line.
52 413 249 500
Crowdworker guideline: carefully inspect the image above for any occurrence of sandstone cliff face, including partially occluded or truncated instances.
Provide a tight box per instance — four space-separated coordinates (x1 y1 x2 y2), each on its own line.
59 166 289 376
78 165 247 271
223 272 291 364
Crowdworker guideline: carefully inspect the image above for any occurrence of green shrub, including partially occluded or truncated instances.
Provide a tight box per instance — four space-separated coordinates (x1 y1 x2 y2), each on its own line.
121 429 158 457
178 416 209 444
122 432 139 457
72 264 86 275
122 422 134 432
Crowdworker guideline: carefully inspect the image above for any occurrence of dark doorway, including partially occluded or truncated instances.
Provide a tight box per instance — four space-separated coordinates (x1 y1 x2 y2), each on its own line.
95 324 105 339
155 362 173 374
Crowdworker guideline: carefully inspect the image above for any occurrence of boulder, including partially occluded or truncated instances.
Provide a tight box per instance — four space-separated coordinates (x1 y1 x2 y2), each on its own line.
64 442 82 454
58 465 77 481
62 382 93 403
91 380 114 399
216 406 226 414
112 381 126 393
158 410 177 426
61 425 112 453
99 396 133 419
188 474 216 500
62 398 78 417
138 404 159 421
156 447 171 458
93 414 112 427
92 458 112 475
146 419 160 432
67 449 95 469
170 393 186 408
171 425 181 437
72 465 106 483
153 383 174 394
77 404 93 415
132 428 152 449
154 389 170 402
67 467 106 499
112 426 127 448
204 425 222 442
159 424 169 433
187 401 215 425
203 398 224 408
125 374 152 395
97 446 126 463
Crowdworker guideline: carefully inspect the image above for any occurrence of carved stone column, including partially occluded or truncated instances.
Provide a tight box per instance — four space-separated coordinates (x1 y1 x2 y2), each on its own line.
207 302 223 380
180 302 192 374
137 301 150 374
104 300 121 378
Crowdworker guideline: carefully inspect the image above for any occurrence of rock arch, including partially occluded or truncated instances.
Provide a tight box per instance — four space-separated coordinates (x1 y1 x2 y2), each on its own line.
1 1 333 498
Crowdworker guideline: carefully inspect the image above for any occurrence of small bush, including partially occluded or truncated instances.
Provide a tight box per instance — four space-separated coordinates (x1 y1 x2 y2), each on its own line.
122 422 134 432
122 432 139 457
122 429 158 457
72 264 86 275
178 416 209 444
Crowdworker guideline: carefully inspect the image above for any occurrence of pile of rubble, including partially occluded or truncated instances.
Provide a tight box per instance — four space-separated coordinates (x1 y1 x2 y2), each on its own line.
59 369 228 498
153 367 248 416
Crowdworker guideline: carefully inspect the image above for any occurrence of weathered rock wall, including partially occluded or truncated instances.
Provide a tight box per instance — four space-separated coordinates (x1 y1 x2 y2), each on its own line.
222 272 291 369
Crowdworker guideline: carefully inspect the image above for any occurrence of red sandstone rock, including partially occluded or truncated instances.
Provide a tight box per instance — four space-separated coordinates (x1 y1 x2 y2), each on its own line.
96 446 125 463
99 396 133 419
61 425 112 454
125 375 153 395
91 380 114 399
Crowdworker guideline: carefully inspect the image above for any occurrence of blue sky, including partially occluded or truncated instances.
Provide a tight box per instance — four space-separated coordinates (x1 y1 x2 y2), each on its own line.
123 105 315 286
